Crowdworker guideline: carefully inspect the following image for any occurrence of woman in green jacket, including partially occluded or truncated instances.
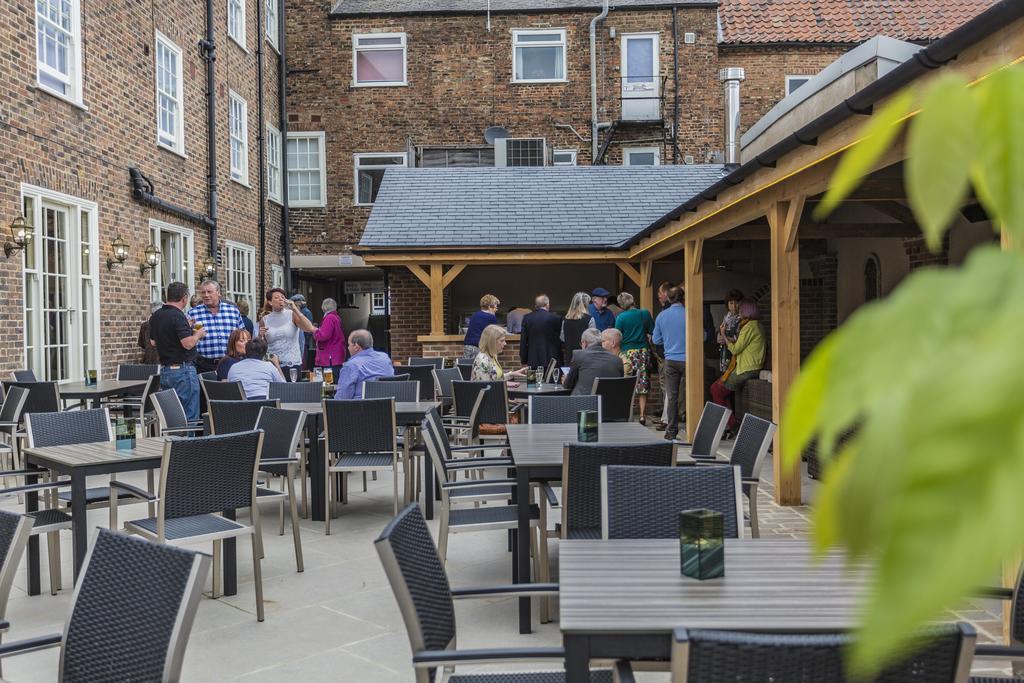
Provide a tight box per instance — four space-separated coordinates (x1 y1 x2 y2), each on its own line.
613 292 654 424
710 298 766 434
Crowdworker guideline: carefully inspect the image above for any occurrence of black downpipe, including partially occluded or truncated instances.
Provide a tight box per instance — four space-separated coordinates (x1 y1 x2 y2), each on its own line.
671 7 679 164
129 168 216 229
278 2 292 293
200 0 219 263
256 0 267 293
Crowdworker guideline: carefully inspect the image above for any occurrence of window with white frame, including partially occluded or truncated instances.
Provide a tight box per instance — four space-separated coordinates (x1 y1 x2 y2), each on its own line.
155 33 185 155
148 220 194 304
785 75 812 96
512 29 567 83
552 149 577 166
228 0 246 49
354 153 407 205
229 91 249 184
371 290 389 315
225 242 256 321
265 0 279 50
623 146 660 166
35 0 83 104
267 125 282 203
287 132 326 207
352 33 407 86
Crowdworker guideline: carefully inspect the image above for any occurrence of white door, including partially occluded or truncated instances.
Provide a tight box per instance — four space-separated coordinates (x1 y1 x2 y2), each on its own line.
621 33 659 122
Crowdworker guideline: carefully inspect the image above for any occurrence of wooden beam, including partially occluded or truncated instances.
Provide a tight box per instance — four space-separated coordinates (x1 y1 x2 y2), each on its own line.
872 200 917 224
365 250 627 266
429 264 444 336
768 199 803 505
616 262 643 287
639 260 654 312
441 264 466 288
406 264 431 289
784 196 806 253
683 240 704 442
718 223 918 240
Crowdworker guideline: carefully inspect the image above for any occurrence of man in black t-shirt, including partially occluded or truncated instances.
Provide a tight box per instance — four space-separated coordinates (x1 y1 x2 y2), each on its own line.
149 281 206 421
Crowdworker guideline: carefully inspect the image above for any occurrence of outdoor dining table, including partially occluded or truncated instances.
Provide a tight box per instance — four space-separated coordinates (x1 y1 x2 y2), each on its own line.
505 382 571 399
506 422 695 633
558 538 868 682
20 436 240 598
58 378 149 409
282 400 440 521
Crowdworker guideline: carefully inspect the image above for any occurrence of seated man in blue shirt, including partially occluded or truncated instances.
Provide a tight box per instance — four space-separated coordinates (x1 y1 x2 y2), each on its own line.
334 329 395 399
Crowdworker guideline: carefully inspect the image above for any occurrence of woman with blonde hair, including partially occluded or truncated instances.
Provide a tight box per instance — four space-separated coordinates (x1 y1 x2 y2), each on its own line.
561 291 596 360
471 325 527 382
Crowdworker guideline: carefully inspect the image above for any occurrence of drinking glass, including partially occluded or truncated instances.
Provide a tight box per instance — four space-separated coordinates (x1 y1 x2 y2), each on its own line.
289 367 298 382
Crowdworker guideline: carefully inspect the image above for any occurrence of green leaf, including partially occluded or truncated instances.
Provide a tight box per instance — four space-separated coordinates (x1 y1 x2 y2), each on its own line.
905 75 976 251
970 66 1024 242
813 90 913 221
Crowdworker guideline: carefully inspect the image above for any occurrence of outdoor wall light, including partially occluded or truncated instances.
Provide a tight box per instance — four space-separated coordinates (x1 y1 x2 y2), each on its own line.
106 235 129 270
139 243 161 276
201 258 217 280
4 216 33 258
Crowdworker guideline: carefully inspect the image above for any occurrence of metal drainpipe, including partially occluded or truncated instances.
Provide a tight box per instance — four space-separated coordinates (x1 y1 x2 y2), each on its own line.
201 0 219 265
256 0 267 293
589 0 610 163
720 67 745 165
278 0 292 293
672 7 680 164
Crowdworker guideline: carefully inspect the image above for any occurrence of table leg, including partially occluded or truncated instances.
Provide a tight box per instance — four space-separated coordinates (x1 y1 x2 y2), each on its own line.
516 466 532 634
223 508 237 596
25 472 39 596
402 427 413 505
564 635 590 683
424 438 435 520
308 415 325 522
70 472 88 581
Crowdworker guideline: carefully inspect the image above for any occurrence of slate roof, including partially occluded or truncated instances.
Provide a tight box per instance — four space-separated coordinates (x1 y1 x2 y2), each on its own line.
358 165 727 250
332 0 715 16
718 0 998 44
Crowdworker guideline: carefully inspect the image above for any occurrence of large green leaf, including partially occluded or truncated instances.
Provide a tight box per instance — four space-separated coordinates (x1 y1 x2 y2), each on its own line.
971 67 1024 241
813 90 913 221
905 75 976 251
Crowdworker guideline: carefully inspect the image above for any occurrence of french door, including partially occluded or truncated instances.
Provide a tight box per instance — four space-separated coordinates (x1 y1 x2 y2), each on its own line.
22 185 99 382
621 33 660 122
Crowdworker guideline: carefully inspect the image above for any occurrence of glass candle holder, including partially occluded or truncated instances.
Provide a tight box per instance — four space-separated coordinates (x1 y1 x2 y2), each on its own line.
526 367 537 386
86 369 97 386
679 509 725 580
115 417 137 451
577 409 599 442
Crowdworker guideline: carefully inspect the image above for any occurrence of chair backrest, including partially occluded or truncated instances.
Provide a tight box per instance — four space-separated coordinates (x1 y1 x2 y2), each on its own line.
452 380 507 426
0 511 33 621
151 390 188 431
60 529 210 683
3 381 60 416
401 365 437 401
200 379 245 402
407 357 444 369
375 504 456 683
562 441 675 539
432 368 462 400
363 380 419 402
11 370 37 382
138 374 162 417
418 400 484 488
117 364 160 381
544 357 558 383
670 624 976 683
729 414 776 480
198 371 217 382
690 401 731 457
25 408 114 448
268 381 323 403
159 431 263 520
208 399 279 435
323 398 396 454
456 364 473 380
602 465 743 540
379 374 411 382
0 385 29 424
592 375 637 422
255 407 306 461
528 394 601 424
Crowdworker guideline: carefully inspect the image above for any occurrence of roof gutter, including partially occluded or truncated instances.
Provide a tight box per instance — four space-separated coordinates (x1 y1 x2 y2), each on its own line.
620 0 1024 250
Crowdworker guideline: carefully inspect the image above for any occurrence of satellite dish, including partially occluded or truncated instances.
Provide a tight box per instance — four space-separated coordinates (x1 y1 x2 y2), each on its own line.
484 126 510 144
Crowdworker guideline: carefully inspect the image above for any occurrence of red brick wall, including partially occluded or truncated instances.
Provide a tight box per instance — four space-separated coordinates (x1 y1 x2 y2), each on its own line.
387 268 432 362
904 234 950 270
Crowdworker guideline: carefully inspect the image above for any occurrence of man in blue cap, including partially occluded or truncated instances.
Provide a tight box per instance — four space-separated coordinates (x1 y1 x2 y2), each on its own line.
588 287 616 332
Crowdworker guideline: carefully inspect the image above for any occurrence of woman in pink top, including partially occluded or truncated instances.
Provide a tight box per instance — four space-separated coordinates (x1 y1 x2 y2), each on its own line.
314 297 346 379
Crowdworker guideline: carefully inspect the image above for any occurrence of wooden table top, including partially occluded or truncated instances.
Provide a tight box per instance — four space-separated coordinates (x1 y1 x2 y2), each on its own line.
58 379 149 398
559 539 867 634
507 422 691 467
23 437 168 469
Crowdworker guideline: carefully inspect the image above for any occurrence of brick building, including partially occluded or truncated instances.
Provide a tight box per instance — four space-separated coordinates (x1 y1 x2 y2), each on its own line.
0 0 287 380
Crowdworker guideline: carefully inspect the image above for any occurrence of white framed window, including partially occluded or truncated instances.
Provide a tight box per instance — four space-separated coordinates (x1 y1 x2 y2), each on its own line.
35 0 84 105
271 264 284 289
354 152 407 206
154 32 185 156
512 29 567 83
225 241 256 322
552 149 578 166
265 0 279 50
229 91 249 185
623 146 660 166
228 0 246 49
371 291 389 315
352 33 407 87
267 125 282 203
148 220 195 303
287 132 327 207
786 75 812 96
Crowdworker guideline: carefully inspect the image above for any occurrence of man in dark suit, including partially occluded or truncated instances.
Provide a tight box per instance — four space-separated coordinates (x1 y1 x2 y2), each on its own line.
519 294 563 370
563 328 624 396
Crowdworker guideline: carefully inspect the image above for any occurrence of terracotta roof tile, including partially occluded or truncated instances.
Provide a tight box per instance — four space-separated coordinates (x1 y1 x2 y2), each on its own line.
719 0 998 44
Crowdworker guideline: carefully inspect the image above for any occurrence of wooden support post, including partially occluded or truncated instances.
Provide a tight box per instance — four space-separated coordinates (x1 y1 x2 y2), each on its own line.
429 264 444 336
639 260 654 313
768 196 805 505
441 264 466 288
683 240 704 441
406 264 431 289
616 262 643 288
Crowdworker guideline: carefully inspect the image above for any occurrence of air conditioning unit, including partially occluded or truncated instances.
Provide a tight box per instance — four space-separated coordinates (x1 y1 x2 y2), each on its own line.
494 138 548 167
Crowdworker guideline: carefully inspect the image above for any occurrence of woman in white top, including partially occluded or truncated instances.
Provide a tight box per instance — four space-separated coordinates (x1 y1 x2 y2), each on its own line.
259 288 317 380
227 338 286 399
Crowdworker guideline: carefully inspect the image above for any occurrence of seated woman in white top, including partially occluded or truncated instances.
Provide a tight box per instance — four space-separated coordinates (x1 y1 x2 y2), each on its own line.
227 338 285 399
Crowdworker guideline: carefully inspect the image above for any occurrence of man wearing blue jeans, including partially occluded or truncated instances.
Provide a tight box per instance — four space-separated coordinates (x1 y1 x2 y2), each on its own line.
149 281 206 421
652 286 687 440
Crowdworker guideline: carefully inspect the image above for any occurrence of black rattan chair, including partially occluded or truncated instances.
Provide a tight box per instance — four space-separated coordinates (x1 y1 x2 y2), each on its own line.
692 413 775 538
113 431 266 619
116 363 161 381
151 390 205 436
9 370 36 382
455 362 473 380
198 371 217 382
0 510 34 648
529 394 601 424
2 381 60 418
407 357 444 369
401 364 437 401
268 381 323 403
0 386 28 472
254 407 306 573
0 528 210 681
669 625 975 682
378 373 411 382
452 380 510 445
432 367 462 412
601 465 743 539
207 399 279 435
323 398 401 533
674 401 731 458
363 380 419 402
105 374 162 431
376 504 630 683
592 375 637 423
201 379 245 402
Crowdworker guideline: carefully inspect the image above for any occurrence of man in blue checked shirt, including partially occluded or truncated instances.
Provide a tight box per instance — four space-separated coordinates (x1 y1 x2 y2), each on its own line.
187 280 246 374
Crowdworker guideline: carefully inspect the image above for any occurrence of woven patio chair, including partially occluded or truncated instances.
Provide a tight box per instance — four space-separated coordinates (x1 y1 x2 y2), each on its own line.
0 510 34 669
0 386 28 473
151 389 205 436
268 381 323 403
407 356 444 369
254 407 306 573
116 363 160 381
9 370 36 382
363 380 419 402
2 381 60 418
207 399 279 435
592 375 637 422
401 364 437 401
378 373 411 382
432 367 462 412
105 374 161 433
673 401 731 458
200 378 245 402
528 394 601 424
